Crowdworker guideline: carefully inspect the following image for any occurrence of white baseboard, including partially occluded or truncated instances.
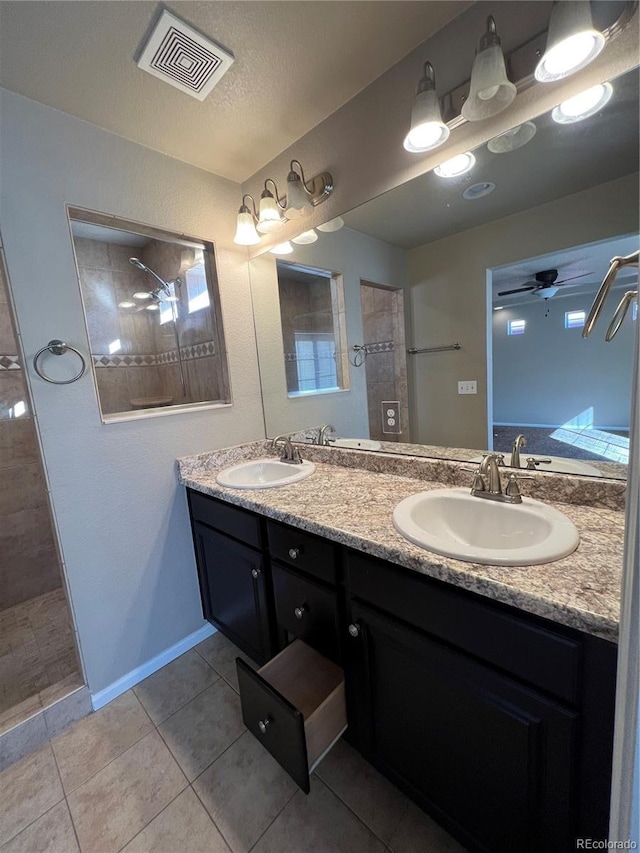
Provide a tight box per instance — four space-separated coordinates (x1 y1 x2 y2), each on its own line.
90 623 216 711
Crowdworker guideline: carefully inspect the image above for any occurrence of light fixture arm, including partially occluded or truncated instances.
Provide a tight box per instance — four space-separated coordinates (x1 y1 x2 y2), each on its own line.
289 160 315 195
479 15 500 51
239 194 258 218
263 179 287 210
416 61 436 95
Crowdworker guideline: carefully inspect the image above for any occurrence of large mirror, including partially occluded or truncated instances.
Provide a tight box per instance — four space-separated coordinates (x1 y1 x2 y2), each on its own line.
68 209 231 422
249 67 639 479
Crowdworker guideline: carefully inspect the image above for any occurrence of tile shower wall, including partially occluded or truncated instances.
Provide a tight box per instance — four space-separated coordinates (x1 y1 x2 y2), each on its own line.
0 249 63 610
360 283 409 443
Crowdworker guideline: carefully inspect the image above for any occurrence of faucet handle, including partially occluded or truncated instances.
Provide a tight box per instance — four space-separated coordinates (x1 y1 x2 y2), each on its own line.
505 472 534 501
525 457 552 469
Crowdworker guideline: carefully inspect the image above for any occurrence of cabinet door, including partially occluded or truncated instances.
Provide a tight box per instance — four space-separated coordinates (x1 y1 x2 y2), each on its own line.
346 602 578 853
193 522 273 664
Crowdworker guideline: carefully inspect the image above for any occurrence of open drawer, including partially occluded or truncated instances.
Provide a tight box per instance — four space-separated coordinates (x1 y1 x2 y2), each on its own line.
236 640 347 793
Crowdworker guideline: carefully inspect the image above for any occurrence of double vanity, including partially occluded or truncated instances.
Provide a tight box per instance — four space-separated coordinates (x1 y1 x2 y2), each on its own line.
178 440 624 853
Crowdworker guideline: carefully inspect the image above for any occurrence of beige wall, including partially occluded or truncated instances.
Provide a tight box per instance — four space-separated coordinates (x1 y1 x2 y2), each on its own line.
407 174 640 449
0 89 264 695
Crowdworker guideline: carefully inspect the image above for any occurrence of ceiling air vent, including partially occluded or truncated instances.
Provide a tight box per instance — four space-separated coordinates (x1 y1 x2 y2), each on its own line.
137 9 235 101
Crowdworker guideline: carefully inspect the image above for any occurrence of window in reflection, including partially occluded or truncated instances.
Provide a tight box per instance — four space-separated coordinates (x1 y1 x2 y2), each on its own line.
276 261 349 397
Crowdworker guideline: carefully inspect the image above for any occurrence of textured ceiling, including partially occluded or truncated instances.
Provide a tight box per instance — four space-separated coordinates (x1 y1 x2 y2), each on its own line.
0 0 469 183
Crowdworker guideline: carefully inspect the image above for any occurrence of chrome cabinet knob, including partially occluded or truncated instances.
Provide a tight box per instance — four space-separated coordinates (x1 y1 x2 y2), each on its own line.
251 568 261 579
258 717 271 734
294 605 307 619
288 547 301 560
348 623 361 638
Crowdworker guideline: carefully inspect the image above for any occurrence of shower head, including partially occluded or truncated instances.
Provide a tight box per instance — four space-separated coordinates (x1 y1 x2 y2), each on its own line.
128 257 171 295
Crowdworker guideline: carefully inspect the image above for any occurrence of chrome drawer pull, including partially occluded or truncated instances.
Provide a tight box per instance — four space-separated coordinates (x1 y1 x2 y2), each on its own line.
348 623 361 638
251 568 261 579
288 547 302 559
258 717 271 734
294 605 308 619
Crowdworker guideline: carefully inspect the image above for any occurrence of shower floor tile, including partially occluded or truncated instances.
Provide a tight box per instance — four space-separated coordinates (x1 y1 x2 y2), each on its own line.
0 589 81 720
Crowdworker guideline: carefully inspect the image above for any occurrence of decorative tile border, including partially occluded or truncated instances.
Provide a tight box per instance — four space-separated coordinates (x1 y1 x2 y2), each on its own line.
365 341 394 354
94 340 216 368
0 354 21 370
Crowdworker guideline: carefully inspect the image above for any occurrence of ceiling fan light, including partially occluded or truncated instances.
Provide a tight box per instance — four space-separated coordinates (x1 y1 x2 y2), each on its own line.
552 82 613 124
535 1 605 83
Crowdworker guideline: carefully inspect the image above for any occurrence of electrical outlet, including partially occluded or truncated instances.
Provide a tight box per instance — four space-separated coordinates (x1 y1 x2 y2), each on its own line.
458 380 477 395
382 401 401 434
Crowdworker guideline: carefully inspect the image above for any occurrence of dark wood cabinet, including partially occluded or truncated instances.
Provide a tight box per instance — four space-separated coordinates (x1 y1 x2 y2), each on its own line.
186 489 616 850
346 600 578 853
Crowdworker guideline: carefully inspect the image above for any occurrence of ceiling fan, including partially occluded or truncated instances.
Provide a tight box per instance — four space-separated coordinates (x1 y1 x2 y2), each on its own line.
498 268 592 299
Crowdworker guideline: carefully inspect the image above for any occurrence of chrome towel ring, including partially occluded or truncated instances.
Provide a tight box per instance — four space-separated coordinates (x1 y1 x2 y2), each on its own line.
33 340 86 384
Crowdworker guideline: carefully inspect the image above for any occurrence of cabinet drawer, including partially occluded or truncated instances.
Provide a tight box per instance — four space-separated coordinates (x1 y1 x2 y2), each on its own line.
347 552 582 705
236 640 347 793
188 490 261 549
267 521 337 584
272 563 340 662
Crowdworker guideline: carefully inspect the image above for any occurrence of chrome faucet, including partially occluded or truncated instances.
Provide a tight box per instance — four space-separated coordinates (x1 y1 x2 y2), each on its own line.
470 453 531 504
510 434 527 468
271 435 303 464
318 424 336 446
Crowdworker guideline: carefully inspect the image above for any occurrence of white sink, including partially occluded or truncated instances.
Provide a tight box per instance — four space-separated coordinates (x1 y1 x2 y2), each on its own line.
470 454 601 477
216 458 315 489
393 487 579 566
333 438 382 450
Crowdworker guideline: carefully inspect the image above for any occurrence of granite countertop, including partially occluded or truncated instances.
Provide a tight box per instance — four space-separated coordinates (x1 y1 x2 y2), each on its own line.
178 442 625 643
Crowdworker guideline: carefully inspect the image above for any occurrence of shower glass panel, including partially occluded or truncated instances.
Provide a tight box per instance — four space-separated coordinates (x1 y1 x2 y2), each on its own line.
0 243 82 725
276 260 349 396
68 208 231 421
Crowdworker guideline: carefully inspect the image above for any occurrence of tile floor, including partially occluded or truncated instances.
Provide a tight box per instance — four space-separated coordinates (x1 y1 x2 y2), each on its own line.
0 631 467 853
0 589 80 720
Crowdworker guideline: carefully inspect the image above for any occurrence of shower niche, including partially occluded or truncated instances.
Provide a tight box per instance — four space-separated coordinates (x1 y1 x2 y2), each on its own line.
68 208 231 421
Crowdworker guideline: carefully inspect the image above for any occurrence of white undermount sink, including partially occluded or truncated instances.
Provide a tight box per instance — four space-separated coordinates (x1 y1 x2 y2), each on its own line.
216 458 315 489
393 487 579 566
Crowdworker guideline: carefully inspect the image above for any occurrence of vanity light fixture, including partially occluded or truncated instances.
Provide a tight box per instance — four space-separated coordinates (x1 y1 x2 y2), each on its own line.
257 179 286 234
487 121 537 154
145 303 160 311
403 61 450 153
317 216 345 233
434 152 476 178
462 17 516 122
133 291 153 300
233 194 261 246
284 160 333 219
493 306 505 311
292 229 318 245
551 82 613 124
270 241 294 255
535 1 605 83
118 300 136 309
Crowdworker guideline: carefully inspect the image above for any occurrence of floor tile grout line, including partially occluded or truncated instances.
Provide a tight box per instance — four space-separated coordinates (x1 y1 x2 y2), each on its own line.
157 720 246 784
314 765 410 846
147 668 228 730
246 786 299 852
113 782 190 852
64 795 83 853
190 783 235 853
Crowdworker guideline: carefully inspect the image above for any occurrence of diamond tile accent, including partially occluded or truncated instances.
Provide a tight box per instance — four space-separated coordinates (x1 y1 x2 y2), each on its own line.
0 354 21 370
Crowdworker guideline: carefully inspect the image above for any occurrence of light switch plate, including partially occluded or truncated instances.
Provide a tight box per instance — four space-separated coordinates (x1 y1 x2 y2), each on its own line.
458 381 477 395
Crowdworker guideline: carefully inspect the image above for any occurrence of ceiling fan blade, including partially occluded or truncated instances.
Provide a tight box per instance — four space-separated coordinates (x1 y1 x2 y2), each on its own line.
555 271 592 285
497 285 537 296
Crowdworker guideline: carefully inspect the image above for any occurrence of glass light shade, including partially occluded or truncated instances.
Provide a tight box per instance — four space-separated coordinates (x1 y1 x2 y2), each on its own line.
118 301 136 308
233 210 261 246
404 89 449 152
257 195 285 234
487 121 537 153
285 174 313 218
435 152 476 178
133 291 152 300
551 82 613 124
179 249 196 273
292 229 318 245
270 241 293 255
145 303 160 311
535 1 605 82
461 45 516 121
317 216 345 233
